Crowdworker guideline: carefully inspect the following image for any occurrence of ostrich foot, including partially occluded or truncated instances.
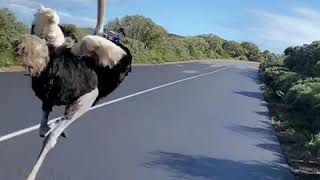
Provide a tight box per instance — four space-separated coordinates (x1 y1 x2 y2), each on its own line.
39 125 50 138
40 123 67 138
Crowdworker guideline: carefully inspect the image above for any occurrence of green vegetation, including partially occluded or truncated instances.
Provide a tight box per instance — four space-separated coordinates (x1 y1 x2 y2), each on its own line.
0 8 28 67
60 24 94 41
0 9 274 67
260 42 320 175
106 15 276 64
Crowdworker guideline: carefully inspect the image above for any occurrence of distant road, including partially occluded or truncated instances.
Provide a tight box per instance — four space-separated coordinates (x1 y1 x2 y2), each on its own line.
0 60 293 180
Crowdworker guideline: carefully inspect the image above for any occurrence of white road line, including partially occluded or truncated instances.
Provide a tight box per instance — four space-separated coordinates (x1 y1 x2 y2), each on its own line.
0 67 229 143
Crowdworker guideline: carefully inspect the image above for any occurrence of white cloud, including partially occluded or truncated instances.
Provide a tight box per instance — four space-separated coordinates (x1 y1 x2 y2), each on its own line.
250 7 320 53
5 3 36 14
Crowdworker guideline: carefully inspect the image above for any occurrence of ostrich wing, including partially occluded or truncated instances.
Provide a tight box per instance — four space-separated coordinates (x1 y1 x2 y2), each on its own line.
71 35 127 68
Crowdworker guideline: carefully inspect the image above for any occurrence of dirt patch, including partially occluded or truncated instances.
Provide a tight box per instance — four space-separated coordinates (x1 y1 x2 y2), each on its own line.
0 66 24 72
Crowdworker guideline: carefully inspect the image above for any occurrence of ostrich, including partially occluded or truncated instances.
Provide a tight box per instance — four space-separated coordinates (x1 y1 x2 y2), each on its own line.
30 0 132 136
15 0 132 179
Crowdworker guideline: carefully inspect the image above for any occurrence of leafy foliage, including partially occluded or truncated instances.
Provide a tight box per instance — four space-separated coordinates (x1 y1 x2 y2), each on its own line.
1 10 269 67
260 41 320 160
285 78 320 131
0 8 27 67
284 41 320 77
105 15 269 64
107 15 166 48
60 24 94 40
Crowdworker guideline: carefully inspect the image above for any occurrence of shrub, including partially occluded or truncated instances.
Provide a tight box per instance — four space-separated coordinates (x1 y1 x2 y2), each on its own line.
259 58 284 72
285 78 320 131
287 128 308 145
305 133 320 159
0 49 17 67
274 71 300 93
284 41 320 76
261 66 289 87
0 8 28 67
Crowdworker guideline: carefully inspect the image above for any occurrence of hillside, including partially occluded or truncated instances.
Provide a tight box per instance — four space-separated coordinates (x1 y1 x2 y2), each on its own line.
0 9 277 67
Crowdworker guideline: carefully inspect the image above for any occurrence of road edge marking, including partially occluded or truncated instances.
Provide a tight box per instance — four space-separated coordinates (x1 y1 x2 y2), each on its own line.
0 67 229 143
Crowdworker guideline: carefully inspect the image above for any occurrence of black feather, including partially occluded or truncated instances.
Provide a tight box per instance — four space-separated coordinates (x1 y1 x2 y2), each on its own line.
32 50 98 112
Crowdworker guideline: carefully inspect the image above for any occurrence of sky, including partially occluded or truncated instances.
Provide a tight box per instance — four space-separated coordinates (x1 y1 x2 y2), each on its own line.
1 0 320 53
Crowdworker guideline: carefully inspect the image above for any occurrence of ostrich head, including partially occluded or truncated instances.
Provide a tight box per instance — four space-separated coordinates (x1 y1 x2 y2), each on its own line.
32 5 65 48
15 35 49 76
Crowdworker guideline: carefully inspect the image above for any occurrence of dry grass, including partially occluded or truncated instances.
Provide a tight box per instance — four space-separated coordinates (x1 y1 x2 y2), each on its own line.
0 65 24 72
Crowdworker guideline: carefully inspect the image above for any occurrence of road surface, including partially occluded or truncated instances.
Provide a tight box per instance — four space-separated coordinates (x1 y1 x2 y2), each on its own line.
0 60 293 180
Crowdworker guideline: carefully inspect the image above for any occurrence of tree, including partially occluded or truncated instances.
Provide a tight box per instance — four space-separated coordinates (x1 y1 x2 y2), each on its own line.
0 8 28 66
106 15 166 48
60 24 93 40
240 42 263 61
222 41 245 58
284 41 320 76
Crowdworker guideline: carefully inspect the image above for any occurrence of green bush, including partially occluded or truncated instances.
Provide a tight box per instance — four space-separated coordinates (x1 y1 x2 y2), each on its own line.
260 41 320 163
0 8 28 67
284 41 320 77
239 55 248 61
106 16 269 63
259 57 284 72
274 71 300 93
285 78 320 131
0 49 17 67
287 128 308 145
1 11 269 67
305 133 320 159
261 66 289 87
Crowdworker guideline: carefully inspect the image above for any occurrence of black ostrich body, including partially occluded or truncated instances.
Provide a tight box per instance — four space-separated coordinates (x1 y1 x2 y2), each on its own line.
31 43 132 112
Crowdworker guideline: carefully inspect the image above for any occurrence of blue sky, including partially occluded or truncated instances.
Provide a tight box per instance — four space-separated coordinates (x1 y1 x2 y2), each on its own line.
1 0 320 53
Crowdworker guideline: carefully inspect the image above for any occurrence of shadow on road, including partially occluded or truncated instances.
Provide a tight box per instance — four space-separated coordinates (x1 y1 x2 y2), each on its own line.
255 110 270 117
227 125 277 142
238 68 261 85
144 151 292 180
227 125 288 165
234 91 264 101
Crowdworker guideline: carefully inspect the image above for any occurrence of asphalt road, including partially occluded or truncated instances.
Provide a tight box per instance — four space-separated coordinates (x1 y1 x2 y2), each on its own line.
0 61 293 180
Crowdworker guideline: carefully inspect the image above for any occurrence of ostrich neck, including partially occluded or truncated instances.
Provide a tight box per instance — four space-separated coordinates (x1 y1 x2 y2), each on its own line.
95 0 106 36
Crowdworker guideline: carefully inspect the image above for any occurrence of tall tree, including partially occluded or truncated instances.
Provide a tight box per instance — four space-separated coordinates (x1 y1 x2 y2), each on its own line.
106 15 166 48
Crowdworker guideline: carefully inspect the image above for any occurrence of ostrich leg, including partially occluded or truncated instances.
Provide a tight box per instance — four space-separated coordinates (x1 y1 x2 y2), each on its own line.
39 110 68 138
26 88 98 180
39 110 50 138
